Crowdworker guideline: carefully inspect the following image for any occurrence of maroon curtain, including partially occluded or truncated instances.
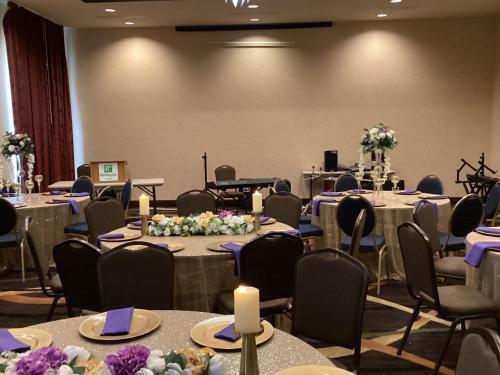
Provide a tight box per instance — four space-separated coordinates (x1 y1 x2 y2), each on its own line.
3 3 74 190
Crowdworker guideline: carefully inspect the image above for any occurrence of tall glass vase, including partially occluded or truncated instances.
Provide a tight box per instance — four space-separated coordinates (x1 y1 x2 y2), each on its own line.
15 153 25 192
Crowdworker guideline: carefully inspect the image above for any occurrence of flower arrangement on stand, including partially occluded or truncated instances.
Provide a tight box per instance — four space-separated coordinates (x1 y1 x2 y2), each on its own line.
149 212 255 237
1 132 36 188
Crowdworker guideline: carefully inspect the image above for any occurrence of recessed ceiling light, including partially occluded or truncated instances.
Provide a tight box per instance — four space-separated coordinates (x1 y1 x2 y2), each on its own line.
124 21 135 25
248 4 259 8
390 0 402 3
250 18 260 22
104 8 116 13
377 13 388 18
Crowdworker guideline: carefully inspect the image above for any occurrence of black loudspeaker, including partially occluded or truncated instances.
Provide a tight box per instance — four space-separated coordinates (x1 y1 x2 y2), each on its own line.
324 150 338 172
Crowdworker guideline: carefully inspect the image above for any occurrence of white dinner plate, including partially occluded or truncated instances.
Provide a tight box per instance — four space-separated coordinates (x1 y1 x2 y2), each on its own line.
190 315 274 350
273 365 353 375
99 233 142 242
79 309 161 341
8 328 52 350
207 241 246 252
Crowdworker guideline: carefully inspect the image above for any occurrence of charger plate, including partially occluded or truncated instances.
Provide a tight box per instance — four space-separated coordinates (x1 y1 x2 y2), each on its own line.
14 203 27 208
475 228 500 237
395 191 420 196
418 194 448 200
190 315 273 350
273 365 353 375
79 309 161 341
207 241 246 252
260 217 277 225
8 328 52 350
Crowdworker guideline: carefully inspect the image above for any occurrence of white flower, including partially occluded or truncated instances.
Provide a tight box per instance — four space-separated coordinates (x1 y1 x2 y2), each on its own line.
146 355 165 373
208 354 226 375
57 365 74 375
369 128 378 135
135 369 154 375
63 346 91 363
5 365 16 375
379 133 386 139
386 132 393 138
8 145 14 152
97 365 112 375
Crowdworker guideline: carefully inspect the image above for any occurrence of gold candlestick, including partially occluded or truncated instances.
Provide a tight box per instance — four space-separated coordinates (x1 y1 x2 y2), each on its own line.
239 329 261 375
253 211 261 232
141 215 149 236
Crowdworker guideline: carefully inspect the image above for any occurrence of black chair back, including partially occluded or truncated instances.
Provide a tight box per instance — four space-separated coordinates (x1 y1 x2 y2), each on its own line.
76 164 91 178
335 173 358 192
72 176 94 196
417 175 444 195
337 195 375 237
240 232 304 302
85 197 125 245
292 249 368 370
53 239 101 311
450 194 484 237
413 200 441 254
350 209 366 257
484 184 500 220
0 198 16 236
215 165 236 181
263 192 302 229
98 242 175 310
176 190 216 217
398 222 440 305
121 179 133 210
456 328 500 375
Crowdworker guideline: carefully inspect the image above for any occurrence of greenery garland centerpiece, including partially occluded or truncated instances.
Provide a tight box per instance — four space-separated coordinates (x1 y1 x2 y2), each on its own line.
148 211 255 237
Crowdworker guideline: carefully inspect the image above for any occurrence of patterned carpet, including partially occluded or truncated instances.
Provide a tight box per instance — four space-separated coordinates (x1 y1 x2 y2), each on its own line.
0 270 471 374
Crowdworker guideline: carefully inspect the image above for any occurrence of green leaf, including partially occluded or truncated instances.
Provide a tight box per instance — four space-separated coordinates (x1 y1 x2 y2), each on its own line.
72 366 86 375
0 363 7 373
162 351 187 369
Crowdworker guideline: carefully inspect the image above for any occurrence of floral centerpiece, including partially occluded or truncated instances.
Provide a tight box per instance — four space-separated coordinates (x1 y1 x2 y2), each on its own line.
99 345 224 375
0 346 99 375
1 132 36 184
149 211 255 237
358 123 398 180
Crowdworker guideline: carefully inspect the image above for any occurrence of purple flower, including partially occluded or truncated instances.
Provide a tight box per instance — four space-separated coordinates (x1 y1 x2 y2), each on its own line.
16 347 68 375
105 345 150 375
218 210 235 218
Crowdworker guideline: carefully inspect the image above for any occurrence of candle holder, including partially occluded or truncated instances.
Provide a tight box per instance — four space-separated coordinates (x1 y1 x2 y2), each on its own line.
238 325 264 375
141 215 149 236
253 211 262 232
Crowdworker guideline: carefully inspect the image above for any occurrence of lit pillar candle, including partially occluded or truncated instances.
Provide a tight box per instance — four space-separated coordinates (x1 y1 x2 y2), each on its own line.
234 286 260 333
139 194 150 216
252 190 262 213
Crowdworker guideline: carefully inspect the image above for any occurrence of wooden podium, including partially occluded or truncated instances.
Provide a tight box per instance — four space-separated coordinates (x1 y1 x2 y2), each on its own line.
90 161 127 183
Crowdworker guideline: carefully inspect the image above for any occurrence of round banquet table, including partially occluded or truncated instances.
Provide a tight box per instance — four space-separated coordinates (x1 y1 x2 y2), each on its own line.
465 229 500 304
1 193 90 269
100 222 293 312
311 192 451 279
30 310 336 375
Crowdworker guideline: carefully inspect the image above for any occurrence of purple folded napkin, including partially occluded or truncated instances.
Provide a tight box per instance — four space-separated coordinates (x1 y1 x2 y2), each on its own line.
319 192 342 197
260 216 270 223
399 189 418 195
130 220 142 226
221 242 242 275
52 199 80 214
464 241 500 267
312 198 337 216
476 227 500 235
157 243 169 250
101 307 134 336
97 233 125 240
214 323 239 342
50 190 66 195
0 329 30 353
351 189 367 194
67 192 89 197
286 229 301 237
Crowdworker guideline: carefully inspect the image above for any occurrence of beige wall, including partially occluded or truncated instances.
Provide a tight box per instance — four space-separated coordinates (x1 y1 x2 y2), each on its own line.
65 17 497 199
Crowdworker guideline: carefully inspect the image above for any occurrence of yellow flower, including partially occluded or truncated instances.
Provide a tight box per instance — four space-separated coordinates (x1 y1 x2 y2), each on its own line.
152 214 166 223
243 215 255 224
175 216 184 225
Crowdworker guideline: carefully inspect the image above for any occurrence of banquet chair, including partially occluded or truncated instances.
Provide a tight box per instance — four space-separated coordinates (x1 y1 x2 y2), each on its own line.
335 173 358 192
337 195 387 295
0 198 23 276
397 222 499 374
440 194 483 255
217 232 304 317
76 163 91 178
53 239 102 315
414 200 466 281
98 242 175 310
484 183 500 226
71 176 94 197
416 175 444 195
455 328 500 375
176 190 217 217
85 197 125 245
121 178 133 217
264 192 302 229
214 165 245 211
25 217 65 321
291 249 368 373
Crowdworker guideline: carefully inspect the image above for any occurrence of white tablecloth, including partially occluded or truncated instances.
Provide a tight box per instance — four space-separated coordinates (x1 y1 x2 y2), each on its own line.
100 222 293 312
312 192 451 279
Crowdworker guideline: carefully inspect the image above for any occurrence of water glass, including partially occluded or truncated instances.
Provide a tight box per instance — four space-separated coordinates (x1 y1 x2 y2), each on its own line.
35 175 43 193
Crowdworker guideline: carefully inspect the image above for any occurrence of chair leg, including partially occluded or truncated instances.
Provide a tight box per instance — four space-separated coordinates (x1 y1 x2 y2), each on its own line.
20 240 25 283
460 321 466 335
397 300 422 355
67 304 75 318
46 296 60 322
352 341 361 374
433 319 460 375
376 246 386 295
